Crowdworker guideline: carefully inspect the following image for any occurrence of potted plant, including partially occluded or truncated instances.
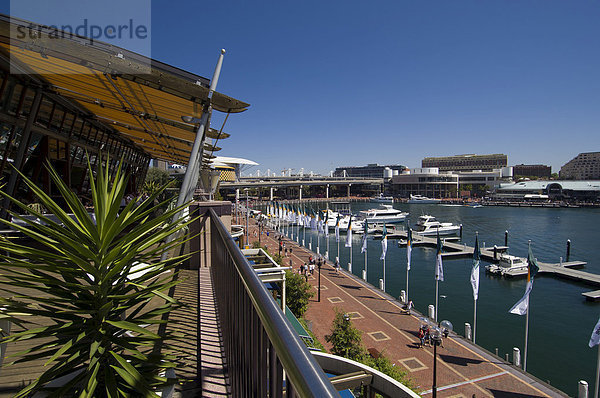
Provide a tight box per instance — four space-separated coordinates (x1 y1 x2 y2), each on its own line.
0 157 193 397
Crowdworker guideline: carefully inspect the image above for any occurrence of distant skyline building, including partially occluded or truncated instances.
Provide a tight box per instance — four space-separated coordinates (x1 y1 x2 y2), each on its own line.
513 164 552 179
333 163 406 179
391 167 513 199
559 152 600 180
422 154 508 172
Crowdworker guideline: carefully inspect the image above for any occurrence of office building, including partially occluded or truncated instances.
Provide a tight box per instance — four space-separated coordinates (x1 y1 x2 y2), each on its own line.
513 164 552 179
422 154 507 172
559 152 600 180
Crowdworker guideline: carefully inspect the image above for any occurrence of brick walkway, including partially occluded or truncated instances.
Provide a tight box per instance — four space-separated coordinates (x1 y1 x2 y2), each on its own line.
246 218 567 398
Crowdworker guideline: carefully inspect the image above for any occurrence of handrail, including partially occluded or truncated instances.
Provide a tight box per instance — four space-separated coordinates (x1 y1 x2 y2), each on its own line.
209 208 339 397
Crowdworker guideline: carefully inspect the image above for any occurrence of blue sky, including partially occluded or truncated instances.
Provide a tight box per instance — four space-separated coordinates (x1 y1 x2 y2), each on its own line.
6 1 600 175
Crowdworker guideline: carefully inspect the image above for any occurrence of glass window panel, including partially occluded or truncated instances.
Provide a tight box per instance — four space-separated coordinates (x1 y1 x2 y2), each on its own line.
35 97 54 128
50 106 65 133
6 83 23 115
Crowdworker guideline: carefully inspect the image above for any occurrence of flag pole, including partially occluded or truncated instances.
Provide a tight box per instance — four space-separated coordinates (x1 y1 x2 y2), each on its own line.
383 256 386 292
303 204 306 247
523 239 532 372
524 303 530 371
406 226 411 305
349 242 353 273
473 231 479 344
595 344 600 398
364 246 368 281
435 278 439 323
473 298 477 344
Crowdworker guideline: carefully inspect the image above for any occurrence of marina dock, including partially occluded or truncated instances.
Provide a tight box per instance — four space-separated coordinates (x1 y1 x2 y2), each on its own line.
386 230 598 299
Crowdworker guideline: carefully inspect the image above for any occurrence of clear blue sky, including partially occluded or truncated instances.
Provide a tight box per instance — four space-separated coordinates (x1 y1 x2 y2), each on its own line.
6 1 600 175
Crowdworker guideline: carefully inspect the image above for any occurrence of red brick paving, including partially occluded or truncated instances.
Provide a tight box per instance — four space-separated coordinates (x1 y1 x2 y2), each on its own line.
246 218 567 398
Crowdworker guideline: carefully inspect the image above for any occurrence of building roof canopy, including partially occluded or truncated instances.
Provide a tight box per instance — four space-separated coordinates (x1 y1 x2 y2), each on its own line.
0 15 248 165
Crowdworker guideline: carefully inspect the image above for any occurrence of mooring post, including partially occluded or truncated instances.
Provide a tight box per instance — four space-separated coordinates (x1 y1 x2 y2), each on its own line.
505 230 508 246
459 224 463 238
494 245 498 260
567 239 571 261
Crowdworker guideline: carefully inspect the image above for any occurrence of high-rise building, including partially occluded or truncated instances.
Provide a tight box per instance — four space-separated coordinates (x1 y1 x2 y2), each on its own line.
422 154 507 172
559 152 600 180
513 164 552 178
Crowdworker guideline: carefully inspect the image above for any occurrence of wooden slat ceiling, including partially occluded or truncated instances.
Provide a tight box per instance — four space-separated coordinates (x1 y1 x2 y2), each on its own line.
0 16 248 165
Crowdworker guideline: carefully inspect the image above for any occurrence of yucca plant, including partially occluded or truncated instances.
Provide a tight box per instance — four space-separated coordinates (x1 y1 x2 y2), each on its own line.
0 157 194 397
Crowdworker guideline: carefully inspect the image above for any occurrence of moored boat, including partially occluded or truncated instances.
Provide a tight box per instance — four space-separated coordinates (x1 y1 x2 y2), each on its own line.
485 254 528 277
370 194 394 203
360 204 408 224
407 194 441 204
412 215 460 236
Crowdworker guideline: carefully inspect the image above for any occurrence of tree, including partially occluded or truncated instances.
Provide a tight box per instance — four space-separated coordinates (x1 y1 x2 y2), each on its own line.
145 167 170 186
285 270 314 317
325 309 366 361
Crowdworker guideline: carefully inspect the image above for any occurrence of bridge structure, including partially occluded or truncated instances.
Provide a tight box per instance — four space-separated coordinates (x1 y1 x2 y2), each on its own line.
220 176 385 201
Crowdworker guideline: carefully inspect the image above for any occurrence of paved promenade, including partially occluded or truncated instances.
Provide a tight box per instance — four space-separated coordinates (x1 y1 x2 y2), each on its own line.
246 218 567 398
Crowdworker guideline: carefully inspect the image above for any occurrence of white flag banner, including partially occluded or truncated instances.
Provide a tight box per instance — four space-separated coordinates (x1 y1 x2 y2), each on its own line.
380 237 387 260
361 232 367 253
471 235 481 300
470 260 480 301
589 317 600 348
345 217 353 248
435 232 444 281
406 228 412 271
509 280 533 315
435 251 444 281
380 224 388 260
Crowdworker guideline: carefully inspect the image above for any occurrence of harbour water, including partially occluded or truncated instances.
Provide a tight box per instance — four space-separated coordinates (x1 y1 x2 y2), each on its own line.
266 201 600 396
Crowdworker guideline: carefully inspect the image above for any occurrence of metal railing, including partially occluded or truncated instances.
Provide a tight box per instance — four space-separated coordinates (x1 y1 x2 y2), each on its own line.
209 208 339 397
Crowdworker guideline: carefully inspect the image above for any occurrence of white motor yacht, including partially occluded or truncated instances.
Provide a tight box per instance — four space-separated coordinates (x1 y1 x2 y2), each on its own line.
337 215 371 233
370 194 394 203
407 194 441 204
485 254 528 277
360 204 408 224
412 215 460 236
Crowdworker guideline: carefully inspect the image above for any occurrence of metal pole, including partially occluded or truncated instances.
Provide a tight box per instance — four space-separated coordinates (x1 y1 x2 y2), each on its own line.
473 298 477 344
383 257 386 292
524 239 532 372
303 207 306 247
435 279 439 323
595 344 600 398
432 341 438 398
178 49 224 207
160 50 225 262
524 304 530 371
326 229 330 259
245 189 249 246
318 263 322 302
349 240 353 273
364 248 368 282
406 266 410 304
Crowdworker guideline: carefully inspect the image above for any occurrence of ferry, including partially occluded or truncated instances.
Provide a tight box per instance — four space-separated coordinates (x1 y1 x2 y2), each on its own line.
412 215 460 236
407 194 441 204
360 204 408 224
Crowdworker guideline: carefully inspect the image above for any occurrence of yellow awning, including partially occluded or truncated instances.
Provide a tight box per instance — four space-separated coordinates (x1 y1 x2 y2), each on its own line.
0 16 248 165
